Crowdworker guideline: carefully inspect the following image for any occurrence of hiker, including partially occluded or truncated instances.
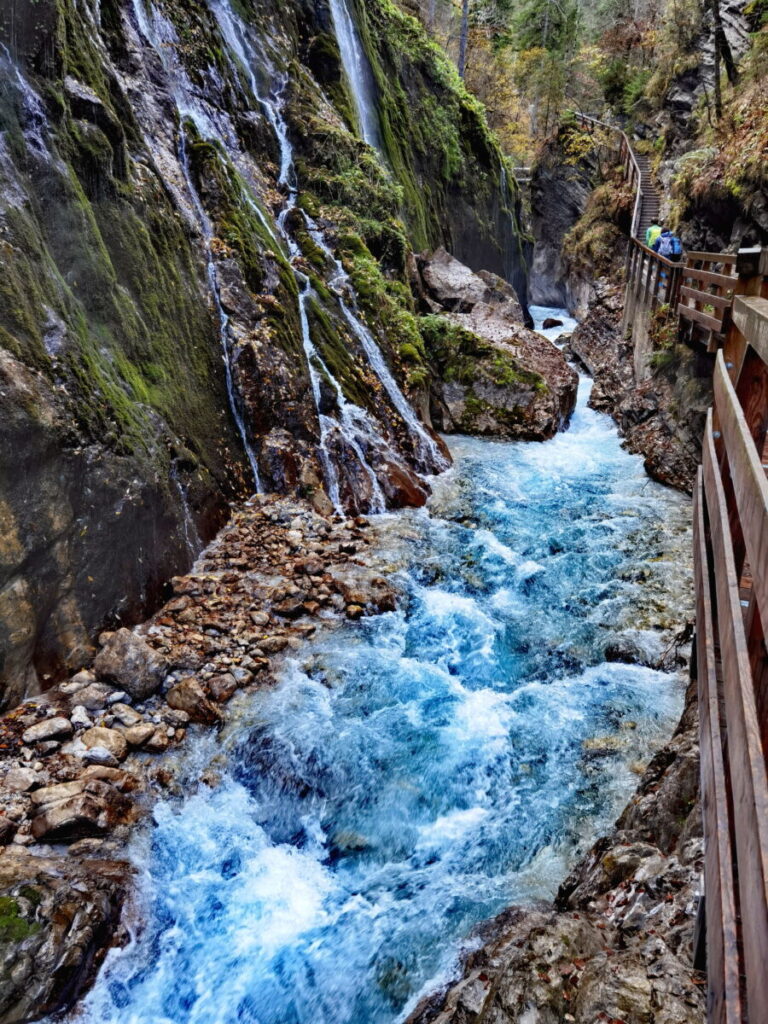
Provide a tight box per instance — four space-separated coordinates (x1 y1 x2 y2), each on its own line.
645 222 662 249
653 228 684 260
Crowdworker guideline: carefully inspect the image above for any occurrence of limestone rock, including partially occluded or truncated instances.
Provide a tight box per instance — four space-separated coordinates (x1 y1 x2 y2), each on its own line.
207 673 238 703
81 727 128 763
21 717 73 745
3 767 39 793
124 723 156 747
93 628 168 701
166 678 221 725
0 851 128 1021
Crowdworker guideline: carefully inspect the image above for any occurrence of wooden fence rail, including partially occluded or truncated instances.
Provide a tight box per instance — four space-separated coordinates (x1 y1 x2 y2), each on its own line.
696 293 768 1022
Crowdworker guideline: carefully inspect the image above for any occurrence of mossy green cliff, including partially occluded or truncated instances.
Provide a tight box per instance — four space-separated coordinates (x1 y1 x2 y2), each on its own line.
0 0 531 707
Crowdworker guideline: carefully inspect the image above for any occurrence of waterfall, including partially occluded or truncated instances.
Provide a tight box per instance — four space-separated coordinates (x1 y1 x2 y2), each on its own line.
328 0 383 153
210 0 442 507
128 1 262 491
170 462 204 559
305 219 449 470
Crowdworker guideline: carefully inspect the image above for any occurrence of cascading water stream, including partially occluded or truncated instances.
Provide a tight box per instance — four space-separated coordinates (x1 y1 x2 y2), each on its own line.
177 133 262 490
210 0 441 506
128 0 262 490
62 311 692 1024
328 0 384 152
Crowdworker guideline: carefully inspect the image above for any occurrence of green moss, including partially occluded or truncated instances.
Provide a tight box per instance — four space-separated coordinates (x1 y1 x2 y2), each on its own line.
0 897 39 943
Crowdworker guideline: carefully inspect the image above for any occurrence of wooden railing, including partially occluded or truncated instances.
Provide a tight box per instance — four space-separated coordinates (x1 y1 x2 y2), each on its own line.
571 112 644 238
679 252 739 348
626 237 683 308
695 291 768 1022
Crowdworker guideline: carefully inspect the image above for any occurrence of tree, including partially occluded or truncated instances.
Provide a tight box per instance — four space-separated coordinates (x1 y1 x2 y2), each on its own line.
458 0 470 77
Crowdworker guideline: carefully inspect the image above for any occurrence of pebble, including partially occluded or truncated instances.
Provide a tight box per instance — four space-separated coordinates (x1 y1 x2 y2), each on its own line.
70 705 92 729
4 767 39 793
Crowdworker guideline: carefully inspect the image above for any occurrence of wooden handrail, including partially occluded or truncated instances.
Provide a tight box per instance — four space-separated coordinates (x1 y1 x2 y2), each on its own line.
570 111 644 238
695 282 768 1020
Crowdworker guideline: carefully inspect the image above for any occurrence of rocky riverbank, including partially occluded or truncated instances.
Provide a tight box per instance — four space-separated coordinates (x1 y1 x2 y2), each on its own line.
568 284 711 494
0 494 399 1022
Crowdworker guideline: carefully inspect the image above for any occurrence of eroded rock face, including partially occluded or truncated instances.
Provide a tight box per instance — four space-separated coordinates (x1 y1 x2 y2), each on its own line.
570 284 710 493
417 251 578 440
1 0 531 710
529 142 596 308
0 852 129 1024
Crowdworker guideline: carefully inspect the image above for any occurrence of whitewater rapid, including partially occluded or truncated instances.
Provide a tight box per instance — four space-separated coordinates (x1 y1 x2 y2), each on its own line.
62 309 692 1024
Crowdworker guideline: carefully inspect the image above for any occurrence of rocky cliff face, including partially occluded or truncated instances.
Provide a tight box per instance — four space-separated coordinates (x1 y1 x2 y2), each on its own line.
569 285 711 493
0 0 533 708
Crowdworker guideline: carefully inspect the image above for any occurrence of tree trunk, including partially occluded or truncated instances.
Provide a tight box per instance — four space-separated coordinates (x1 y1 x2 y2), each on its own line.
428 0 436 31
458 0 469 79
711 0 738 86
712 19 723 121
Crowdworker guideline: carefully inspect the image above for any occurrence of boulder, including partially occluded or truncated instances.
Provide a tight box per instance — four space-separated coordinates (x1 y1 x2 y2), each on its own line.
4 767 39 793
124 723 156 747
419 248 523 322
0 851 128 1021
75 682 113 710
93 628 168 701
81 727 128 762
207 673 238 703
166 678 221 725
21 717 73 745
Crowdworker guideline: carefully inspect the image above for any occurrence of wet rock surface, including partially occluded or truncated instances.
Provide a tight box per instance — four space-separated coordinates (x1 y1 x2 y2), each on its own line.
0 852 130 1024
570 284 710 493
418 250 578 440
406 679 704 1024
0 494 398 1023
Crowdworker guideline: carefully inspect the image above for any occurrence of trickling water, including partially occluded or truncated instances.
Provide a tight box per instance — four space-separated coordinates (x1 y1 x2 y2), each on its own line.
66 314 692 1024
329 0 383 152
209 0 441 505
305 221 448 471
177 134 262 490
128 1 262 491
170 463 204 559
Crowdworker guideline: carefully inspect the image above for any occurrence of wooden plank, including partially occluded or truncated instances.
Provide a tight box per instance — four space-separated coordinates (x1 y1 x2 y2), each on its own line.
680 286 733 311
694 469 743 1024
702 410 768 1024
714 352 768 628
678 304 724 333
732 296 768 369
685 268 738 291
687 250 739 266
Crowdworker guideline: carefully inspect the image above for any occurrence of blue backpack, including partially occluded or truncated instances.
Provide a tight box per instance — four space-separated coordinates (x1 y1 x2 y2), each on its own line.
659 233 683 258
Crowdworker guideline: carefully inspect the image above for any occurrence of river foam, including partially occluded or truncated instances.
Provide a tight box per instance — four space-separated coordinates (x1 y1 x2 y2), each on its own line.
63 310 692 1024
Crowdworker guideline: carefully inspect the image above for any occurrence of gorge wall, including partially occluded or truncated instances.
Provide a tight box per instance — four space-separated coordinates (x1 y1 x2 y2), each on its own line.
0 0 538 709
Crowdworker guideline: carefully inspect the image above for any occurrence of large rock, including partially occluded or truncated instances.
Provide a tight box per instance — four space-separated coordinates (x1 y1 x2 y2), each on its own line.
419 248 524 322
93 629 168 701
418 252 577 440
0 851 129 1022
21 717 73 745
166 677 221 725
29 777 135 842
81 727 129 763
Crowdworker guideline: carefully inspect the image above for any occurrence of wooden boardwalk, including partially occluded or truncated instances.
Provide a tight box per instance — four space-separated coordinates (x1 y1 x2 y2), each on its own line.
694 270 768 1022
